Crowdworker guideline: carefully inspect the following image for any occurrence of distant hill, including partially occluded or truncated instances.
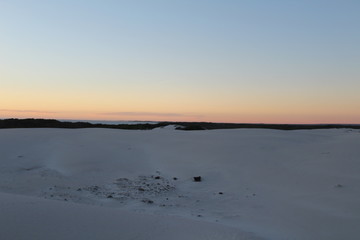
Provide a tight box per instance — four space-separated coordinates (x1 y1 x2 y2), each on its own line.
0 118 359 131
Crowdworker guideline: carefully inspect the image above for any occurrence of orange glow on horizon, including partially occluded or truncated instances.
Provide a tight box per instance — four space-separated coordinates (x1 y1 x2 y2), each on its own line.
1 109 359 124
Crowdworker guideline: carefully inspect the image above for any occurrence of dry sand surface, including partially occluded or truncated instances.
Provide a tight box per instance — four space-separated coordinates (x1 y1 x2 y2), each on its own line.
0 127 359 239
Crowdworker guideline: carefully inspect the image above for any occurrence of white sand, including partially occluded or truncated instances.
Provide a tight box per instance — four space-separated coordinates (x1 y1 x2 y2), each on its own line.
0 128 359 239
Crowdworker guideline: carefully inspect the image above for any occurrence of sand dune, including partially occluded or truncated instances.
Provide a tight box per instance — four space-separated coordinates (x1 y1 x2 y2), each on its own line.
0 128 359 239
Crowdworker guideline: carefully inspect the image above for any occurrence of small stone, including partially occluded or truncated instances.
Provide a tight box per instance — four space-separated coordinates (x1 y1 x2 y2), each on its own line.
173 177 178 180
107 195 113 198
142 199 154 204
193 176 202 182
155 176 161 179
219 192 223 195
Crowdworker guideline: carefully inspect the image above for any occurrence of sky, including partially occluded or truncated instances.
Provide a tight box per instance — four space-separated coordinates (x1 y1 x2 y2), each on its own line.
1 0 359 123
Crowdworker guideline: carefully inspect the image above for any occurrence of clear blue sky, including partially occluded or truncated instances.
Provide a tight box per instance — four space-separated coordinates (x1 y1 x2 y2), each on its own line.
1 0 359 123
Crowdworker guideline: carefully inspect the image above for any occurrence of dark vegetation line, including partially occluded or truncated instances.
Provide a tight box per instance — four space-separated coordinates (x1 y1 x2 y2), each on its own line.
0 118 359 131
0 119 166 130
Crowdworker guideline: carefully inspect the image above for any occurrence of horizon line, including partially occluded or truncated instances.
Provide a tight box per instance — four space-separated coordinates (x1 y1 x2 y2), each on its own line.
1 117 359 126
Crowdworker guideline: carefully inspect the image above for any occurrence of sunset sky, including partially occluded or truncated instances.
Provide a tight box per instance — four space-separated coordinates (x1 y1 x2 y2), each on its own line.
1 0 359 123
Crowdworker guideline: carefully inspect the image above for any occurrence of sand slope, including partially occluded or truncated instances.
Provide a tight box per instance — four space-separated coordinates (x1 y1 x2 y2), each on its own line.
0 192 262 240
